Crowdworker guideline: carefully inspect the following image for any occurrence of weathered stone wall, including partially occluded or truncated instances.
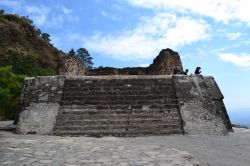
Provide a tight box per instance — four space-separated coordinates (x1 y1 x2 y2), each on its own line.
88 48 182 75
173 75 229 135
17 76 65 134
17 75 232 136
58 56 86 76
148 48 183 75
204 77 233 132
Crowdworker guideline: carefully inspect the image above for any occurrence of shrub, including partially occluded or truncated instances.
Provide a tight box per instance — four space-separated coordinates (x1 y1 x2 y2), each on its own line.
0 66 24 119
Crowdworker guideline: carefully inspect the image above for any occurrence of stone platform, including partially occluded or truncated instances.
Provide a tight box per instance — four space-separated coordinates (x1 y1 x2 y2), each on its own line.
17 75 232 136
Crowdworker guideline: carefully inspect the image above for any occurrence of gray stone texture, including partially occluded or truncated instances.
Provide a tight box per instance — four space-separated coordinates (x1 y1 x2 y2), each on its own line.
173 75 229 135
17 103 59 134
54 75 184 136
17 76 66 134
204 77 233 131
17 75 232 136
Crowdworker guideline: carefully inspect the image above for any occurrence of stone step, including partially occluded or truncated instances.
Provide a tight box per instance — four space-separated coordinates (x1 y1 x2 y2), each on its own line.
54 123 181 131
56 113 181 120
54 129 183 137
60 101 178 106
59 105 179 110
60 100 178 106
64 79 172 84
62 89 176 94
55 119 181 126
61 95 178 101
59 108 179 114
63 86 174 91
63 82 173 87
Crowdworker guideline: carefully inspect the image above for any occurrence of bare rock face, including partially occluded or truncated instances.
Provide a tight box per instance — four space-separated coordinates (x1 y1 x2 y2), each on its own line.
58 56 86 76
148 48 183 75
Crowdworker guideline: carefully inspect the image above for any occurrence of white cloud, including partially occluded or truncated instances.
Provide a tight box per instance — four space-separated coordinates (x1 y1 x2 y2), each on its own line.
138 63 150 67
127 0 250 25
26 6 51 26
0 0 22 10
84 13 210 61
0 0 77 28
101 10 122 21
101 11 108 16
226 32 242 40
218 53 250 68
62 7 72 15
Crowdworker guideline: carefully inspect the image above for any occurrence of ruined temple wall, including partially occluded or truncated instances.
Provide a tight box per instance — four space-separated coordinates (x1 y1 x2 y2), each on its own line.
204 77 233 132
173 75 229 135
17 75 231 136
17 76 65 134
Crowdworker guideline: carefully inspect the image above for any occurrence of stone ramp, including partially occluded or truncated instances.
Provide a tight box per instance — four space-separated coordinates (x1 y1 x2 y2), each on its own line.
54 76 184 136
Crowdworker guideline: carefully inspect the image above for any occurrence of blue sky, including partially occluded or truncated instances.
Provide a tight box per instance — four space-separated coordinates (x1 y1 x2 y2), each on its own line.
1 0 250 122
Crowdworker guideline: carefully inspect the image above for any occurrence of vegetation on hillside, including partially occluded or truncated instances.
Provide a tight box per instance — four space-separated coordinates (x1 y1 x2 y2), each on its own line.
0 66 24 119
68 48 93 69
0 10 93 119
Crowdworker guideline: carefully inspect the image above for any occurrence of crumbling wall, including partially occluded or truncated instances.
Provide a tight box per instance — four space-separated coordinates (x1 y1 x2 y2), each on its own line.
58 56 86 76
148 48 183 75
173 75 229 135
88 48 182 75
17 76 65 134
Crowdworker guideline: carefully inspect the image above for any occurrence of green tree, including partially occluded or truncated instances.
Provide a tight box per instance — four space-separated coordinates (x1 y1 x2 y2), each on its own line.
0 66 24 119
0 9 4 14
9 53 56 76
68 48 75 56
76 48 93 69
41 33 51 42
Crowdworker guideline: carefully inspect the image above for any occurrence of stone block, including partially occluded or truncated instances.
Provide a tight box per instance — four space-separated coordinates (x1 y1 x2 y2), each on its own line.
17 103 60 134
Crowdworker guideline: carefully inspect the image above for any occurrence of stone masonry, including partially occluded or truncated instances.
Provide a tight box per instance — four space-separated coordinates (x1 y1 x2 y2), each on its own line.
17 48 232 136
87 48 183 75
54 75 183 136
17 76 65 134
17 75 232 136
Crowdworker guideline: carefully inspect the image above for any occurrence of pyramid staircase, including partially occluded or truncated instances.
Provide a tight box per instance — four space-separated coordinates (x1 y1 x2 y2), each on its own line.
54 76 183 136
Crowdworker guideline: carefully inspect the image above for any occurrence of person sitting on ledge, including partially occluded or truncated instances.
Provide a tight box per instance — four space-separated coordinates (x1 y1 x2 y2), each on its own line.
183 69 189 75
173 68 181 74
195 67 202 75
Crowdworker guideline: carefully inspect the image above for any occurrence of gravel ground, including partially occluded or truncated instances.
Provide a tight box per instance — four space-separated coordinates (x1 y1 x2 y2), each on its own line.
0 121 250 166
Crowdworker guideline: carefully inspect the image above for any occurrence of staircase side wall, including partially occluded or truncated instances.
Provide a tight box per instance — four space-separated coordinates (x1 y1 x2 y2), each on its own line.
17 76 65 134
173 75 229 135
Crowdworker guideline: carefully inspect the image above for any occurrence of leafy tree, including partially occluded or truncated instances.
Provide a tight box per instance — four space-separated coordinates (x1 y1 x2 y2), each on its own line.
0 9 4 14
41 33 51 42
76 48 93 69
0 66 24 119
68 48 75 56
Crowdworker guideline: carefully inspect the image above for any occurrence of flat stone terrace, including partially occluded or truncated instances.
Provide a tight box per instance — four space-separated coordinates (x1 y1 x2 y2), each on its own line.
1 127 250 166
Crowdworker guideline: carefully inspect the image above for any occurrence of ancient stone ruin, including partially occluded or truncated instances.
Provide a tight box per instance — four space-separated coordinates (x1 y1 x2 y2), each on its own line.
87 48 183 75
17 48 233 136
